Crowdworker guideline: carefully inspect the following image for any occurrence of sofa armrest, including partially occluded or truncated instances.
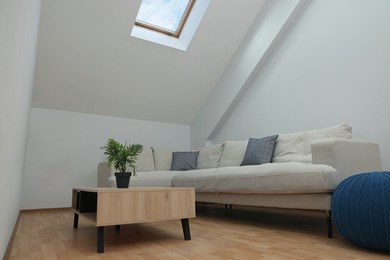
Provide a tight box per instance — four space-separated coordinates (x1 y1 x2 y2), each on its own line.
311 138 382 181
97 162 112 187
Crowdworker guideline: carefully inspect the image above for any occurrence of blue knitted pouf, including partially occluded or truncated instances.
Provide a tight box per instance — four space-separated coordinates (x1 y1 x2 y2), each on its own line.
332 171 390 251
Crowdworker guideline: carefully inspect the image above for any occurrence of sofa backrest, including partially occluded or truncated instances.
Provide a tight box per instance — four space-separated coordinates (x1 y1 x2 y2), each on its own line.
151 144 226 171
193 143 224 169
131 123 353 172
272 123 352 163
152 147 173 171
218 141 248 167
135 147 155 172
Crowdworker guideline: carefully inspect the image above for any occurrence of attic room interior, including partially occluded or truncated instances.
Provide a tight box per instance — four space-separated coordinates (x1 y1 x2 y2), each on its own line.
1 0 390 259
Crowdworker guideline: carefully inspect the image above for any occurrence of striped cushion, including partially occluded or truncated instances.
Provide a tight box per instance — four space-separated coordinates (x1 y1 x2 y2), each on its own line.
241 135 278 166
171 151 199 171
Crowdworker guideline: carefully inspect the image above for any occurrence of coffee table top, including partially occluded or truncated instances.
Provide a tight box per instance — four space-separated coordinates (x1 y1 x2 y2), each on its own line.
73 187 195 193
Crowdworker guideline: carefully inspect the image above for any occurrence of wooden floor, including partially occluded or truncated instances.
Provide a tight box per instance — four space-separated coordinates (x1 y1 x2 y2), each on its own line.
8 204 390 259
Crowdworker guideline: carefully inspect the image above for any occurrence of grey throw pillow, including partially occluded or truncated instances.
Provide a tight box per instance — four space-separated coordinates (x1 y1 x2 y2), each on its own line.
171 151 199 171
241 135 279 166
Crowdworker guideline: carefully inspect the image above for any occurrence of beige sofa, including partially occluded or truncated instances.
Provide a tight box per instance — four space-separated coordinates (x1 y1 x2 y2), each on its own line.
97 123 382 237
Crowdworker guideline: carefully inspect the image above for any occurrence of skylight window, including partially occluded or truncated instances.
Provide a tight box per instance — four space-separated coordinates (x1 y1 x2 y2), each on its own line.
135 0 196 38
131 0 210 51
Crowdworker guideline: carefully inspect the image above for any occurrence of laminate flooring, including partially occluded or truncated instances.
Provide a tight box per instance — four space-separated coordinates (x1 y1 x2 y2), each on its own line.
8 204 390 259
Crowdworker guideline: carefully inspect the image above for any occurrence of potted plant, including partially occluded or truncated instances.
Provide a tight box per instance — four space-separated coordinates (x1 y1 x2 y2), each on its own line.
101 138 143 188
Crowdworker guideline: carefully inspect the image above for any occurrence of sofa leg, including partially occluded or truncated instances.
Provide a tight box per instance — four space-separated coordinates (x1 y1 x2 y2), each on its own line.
225 204 233 216
326 210 333 238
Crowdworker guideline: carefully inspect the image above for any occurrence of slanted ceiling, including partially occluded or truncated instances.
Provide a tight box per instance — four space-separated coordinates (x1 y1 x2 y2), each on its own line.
32 0 266 124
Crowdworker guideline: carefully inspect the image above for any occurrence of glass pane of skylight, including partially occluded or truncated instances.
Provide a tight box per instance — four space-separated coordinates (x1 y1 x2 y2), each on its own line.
136 0 191 33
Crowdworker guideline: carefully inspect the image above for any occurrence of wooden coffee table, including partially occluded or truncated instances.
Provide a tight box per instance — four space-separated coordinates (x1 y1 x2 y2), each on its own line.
71 187 196 253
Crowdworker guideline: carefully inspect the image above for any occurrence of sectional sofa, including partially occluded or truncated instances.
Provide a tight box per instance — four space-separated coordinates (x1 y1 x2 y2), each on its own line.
97 123 382 237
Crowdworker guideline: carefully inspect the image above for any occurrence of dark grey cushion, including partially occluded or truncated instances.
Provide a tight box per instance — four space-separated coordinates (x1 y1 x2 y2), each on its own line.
241 135 279 166
171 151 199 171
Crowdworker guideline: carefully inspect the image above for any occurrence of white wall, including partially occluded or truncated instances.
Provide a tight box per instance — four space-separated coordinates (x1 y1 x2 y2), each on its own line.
0 0 41 257
209 0 390 169
21 108 190 209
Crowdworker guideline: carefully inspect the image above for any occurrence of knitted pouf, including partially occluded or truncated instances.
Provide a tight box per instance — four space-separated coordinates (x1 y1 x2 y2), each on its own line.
332 171 390 251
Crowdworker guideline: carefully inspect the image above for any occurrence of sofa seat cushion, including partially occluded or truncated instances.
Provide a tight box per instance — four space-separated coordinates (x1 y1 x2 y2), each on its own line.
172 162 339 194
109 171 182 187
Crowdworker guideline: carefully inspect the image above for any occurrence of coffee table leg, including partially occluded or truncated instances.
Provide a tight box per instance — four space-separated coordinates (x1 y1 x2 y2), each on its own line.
97 227 104 253
73 213 79 229
181 218 191 240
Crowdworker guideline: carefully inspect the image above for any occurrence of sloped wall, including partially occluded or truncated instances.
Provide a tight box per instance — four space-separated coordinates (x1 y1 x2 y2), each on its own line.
191 0 303 146
192 0 390 169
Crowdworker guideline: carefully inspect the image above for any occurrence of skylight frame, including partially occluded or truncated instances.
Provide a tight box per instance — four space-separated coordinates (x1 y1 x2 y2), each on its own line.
134 0 196 38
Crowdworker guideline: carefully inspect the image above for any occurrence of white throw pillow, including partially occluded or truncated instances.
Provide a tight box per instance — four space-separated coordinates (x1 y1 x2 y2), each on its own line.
135 147 155 172
194 143 224 169
273 123 352 163
218 141 248 167
152 147 173 171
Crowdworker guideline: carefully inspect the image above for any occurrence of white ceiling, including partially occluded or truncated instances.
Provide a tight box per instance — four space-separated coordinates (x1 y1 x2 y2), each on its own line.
32 0 266 125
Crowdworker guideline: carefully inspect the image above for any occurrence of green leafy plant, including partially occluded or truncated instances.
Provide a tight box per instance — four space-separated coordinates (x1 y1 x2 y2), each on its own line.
100 138 143 175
